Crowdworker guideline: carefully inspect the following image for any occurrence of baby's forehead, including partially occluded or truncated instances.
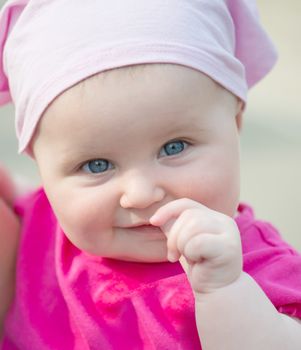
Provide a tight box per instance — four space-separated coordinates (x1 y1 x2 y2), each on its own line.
41 64 232 126
35 64 237 152
63 64 228 105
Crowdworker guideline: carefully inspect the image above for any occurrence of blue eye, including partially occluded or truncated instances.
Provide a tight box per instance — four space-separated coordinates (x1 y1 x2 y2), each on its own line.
82 159 113 174
160 140 187 157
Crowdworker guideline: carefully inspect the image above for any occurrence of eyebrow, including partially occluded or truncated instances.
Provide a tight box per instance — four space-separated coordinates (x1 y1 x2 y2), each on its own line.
56 111 207 165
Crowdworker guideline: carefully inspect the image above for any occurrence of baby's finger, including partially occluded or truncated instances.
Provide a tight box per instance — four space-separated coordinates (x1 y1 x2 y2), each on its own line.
166 208 224 262
183 233 225 262
165 208 204 261
150 198 204 228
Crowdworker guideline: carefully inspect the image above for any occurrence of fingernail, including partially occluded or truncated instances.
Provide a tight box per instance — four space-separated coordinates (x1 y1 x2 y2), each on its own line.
149 214 158 224
168 252 178 263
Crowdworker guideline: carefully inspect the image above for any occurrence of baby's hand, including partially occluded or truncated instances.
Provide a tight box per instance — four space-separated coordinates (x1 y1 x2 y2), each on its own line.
0 165 17 206
0 165 20 239
150 198 242 294
0 166 20 332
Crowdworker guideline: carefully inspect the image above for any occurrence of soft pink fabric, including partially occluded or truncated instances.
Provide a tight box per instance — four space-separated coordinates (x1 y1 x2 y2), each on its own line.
0 0 277 154
1 188 301 349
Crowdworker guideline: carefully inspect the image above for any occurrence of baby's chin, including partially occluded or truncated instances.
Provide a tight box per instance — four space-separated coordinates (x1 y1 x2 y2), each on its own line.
75 244 169 264
113 246 170 264
65 233 169 263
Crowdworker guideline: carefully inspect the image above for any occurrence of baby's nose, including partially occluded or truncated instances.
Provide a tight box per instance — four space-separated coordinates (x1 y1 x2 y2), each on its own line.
119 172 165 209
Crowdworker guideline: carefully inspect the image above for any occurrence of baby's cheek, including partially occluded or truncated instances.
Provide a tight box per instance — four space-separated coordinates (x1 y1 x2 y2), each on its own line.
54 191 114 253
183 174 238 216
52 196 104 244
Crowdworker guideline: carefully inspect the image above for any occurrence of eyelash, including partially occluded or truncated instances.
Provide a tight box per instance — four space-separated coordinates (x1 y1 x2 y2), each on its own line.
81 159 114 174
80 139 190 174
159 140 189 157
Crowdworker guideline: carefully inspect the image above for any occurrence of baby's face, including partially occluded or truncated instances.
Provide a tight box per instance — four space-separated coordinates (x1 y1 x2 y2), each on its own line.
32 64 242 262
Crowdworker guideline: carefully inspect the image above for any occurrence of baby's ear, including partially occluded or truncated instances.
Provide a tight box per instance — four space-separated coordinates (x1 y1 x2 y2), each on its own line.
235 100 244 131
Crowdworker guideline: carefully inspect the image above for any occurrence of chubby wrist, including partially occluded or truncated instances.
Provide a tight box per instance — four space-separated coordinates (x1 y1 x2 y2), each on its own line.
193 271 248 302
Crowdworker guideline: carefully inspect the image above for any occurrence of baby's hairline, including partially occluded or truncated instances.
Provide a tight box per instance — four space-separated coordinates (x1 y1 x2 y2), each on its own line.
78 63 238 99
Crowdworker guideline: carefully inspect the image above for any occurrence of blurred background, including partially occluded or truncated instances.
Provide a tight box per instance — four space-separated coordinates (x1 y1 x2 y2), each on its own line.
0 0 301 251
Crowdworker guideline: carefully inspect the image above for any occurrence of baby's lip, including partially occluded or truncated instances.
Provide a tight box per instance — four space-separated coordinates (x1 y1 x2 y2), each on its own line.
125 224 163 235
122 222 153 228
117 223 164 238
119 222 161 232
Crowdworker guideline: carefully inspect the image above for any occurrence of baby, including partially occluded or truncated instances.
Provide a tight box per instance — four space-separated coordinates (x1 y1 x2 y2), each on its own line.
0 1 301 349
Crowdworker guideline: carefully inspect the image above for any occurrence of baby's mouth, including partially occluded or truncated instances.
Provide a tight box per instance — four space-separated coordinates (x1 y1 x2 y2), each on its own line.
124 224 163 234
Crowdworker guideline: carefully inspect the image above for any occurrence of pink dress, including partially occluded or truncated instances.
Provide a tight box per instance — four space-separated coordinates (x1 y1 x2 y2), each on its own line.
2 188 301 349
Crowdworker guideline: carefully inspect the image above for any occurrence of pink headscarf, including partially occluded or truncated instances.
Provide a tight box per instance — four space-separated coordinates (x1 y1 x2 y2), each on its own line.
0 0 277 154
